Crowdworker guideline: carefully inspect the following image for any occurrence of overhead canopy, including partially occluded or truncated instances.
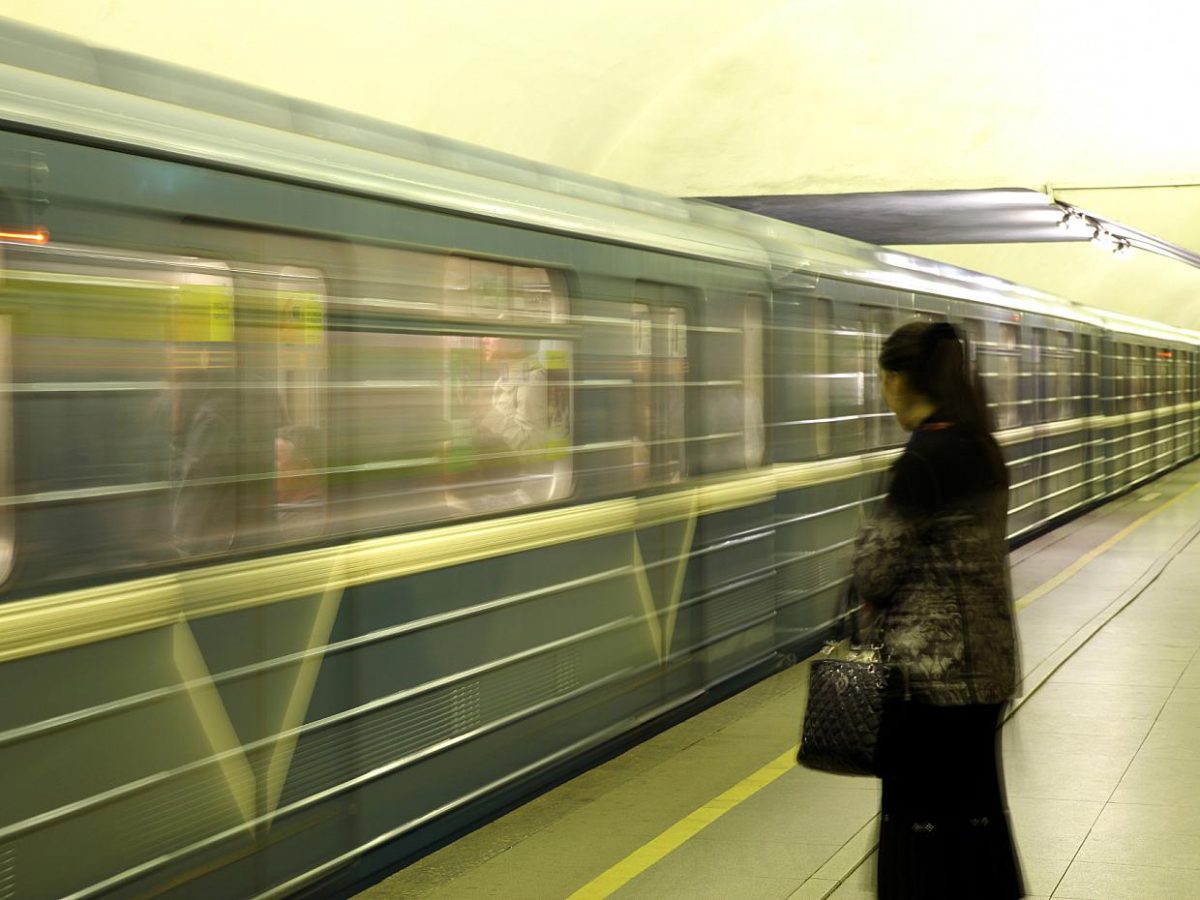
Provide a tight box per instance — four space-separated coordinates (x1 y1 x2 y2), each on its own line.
2 0 1198 326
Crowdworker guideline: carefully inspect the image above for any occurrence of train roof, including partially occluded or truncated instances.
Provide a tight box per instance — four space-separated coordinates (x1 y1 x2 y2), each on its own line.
686 200 1200 345
0 20 1196 346
0 19 766 269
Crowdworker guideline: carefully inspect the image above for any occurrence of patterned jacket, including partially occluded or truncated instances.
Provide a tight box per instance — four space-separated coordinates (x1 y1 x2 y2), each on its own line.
853 421 1019 706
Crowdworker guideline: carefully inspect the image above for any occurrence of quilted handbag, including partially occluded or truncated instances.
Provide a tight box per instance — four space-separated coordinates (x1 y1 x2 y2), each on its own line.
796 644 900 777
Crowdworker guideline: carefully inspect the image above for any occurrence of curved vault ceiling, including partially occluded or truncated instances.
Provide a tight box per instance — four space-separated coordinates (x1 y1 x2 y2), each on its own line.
2 0 1199 328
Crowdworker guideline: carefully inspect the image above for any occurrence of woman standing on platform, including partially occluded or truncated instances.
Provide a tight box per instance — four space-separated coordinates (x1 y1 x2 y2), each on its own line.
854 321 1024 899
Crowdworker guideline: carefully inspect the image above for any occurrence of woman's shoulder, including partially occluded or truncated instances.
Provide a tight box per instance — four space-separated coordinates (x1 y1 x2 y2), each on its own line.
894 423 1002 512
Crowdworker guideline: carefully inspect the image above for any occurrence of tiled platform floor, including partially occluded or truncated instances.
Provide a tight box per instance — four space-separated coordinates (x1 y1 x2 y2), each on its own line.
361 462 1200 900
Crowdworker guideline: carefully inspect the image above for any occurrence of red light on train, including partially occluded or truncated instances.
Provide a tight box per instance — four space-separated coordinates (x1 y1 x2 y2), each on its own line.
0 227 48 244
1158 350 1174 359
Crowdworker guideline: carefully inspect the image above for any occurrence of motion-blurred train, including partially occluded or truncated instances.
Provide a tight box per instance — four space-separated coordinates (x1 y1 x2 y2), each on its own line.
0 20 1194 899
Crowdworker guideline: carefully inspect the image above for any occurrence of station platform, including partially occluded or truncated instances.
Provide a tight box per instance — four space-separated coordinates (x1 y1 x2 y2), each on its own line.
357 461 1200 900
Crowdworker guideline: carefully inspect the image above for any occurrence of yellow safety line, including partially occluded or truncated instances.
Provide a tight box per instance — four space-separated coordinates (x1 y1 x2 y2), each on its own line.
565 746 797 900
1014 477 1200 611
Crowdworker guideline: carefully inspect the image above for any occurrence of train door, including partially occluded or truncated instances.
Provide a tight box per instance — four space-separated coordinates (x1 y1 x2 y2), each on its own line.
629 282 697 692
1041 328 1083 526
770 292 859 652
170 263 340 897
769 290 831 463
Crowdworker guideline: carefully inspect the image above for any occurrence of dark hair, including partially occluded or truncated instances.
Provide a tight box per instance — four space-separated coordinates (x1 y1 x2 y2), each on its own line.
880 321 1007 486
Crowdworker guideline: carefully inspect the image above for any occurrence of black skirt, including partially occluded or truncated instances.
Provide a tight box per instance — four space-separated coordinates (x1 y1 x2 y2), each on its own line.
875 700 1025 900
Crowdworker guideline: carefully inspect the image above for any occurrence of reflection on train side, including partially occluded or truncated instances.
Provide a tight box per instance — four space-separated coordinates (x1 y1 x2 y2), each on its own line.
3 243 767 590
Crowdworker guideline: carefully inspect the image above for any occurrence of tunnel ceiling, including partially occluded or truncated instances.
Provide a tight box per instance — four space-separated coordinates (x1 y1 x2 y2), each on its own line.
3 1 1199 329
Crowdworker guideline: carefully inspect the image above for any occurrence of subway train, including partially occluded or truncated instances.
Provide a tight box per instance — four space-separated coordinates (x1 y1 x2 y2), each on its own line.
0 20 1195 899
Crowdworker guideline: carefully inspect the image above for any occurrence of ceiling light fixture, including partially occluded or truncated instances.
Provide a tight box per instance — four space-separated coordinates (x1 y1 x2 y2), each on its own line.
1061 205 1136 256
1092 228 1117 252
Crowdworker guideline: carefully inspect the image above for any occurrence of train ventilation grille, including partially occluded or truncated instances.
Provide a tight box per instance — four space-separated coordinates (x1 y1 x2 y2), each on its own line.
449 681 482 736
0 846 13 900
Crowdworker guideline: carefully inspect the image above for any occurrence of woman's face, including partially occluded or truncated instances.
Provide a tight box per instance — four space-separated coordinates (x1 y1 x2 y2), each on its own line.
881 368 906 417
881 368 931 431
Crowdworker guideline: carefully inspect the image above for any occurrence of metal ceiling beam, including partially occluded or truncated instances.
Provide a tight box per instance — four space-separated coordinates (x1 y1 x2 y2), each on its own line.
700 188 1200 271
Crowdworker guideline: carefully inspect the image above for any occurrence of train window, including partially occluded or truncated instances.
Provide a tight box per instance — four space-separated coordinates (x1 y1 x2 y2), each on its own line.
631 302 652 487
1176 349 1187 406
231 266 330 547
326 257 572 529
657 305 687 482
1116 342 1130 415
268 272 327 542
1173 351 1179 404
838 315 868 453
446 262 572 511
630 284 690 482
1165 348 1177 408
1149 345 1158 407
168 268 240 557
1078 333 1094 413
743 297 765 468
962 317 986 410
1166 350 1176 410
1033 327 1051 422
813 298 832 457
771 292 832 462
981 321 1021 430
1131 345 1149 411
865 306 900 448
1056 330 1073 419
962 318 984 356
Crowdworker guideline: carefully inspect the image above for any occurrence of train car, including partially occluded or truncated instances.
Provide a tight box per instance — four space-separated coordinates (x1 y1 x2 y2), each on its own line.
0 21 1196 899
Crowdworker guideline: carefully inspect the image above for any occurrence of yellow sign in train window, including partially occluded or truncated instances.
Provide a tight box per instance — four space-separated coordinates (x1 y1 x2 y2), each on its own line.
172 283 234 343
